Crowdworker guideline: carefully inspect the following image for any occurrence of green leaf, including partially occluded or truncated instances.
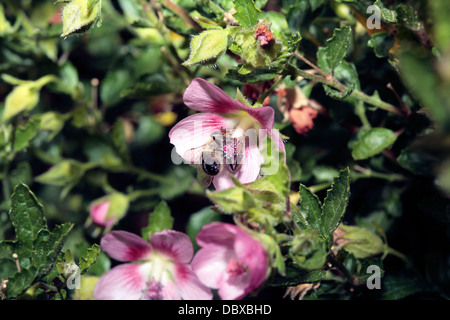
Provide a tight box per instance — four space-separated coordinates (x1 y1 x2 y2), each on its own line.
100 69 132 106
289 228 328 270
186 207 221 249
207 185 256 214
320 168 350 238
4 267 36 298
141 201 174 240
298 184 322 231
335 224 384 259
32 222 73 275
13 118 41 152
351 128 397 160
183 29 228 67
381 275 423 300
9 183 47 263
2 75 58 123
2 84 39 123
35 112 68 141
4 184 73 298
61 0 102 38
225 66 280 83
111 118 131 164
428 1 450 51
373 0 397 23
320 26 351 72
271 263 326 287
35 160 86 187
232 0 261 29
79 244 101 274
368 32 395 58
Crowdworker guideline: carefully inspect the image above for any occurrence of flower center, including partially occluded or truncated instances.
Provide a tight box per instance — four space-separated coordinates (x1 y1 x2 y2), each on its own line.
226 258 248 277
141 279 163 300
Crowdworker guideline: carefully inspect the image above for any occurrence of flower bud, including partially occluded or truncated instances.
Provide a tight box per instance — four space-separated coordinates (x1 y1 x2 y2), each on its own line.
333 224 384 259
89 192 129 228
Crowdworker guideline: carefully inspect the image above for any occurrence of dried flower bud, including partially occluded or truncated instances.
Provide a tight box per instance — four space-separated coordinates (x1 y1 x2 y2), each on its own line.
254 24 275 48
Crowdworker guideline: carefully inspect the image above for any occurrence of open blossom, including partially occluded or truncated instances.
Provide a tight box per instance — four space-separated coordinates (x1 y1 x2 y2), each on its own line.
94 230 212 300
169 78 285 190
191 222 268 300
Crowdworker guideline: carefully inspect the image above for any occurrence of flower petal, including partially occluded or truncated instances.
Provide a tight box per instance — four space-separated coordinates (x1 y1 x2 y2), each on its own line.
173 263 213 300
218 271 252 300
150 230 193 264
93 263 150 300
195 222 237 248
90 201 114 227
101 231 152 262
234 230 268 293
169 113 234 163
240 103 275 130
192 245 233 289
184 78 241 114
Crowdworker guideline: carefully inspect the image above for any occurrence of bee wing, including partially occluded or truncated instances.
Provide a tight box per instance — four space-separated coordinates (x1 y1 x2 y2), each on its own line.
184 145 205 166
196 166 213 188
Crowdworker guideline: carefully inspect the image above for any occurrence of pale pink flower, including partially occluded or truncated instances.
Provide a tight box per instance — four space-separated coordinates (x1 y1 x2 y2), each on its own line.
94 230 212 300
169 78 285 190
89 201 115 228
191 222 268 300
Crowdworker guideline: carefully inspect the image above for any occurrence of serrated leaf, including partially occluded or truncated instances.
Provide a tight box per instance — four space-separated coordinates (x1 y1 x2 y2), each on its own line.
141 201 174 240
374 0 397 23
183 29 228 67
232 0 261 29
4 184 73 298
9 184 47 263
79 244 101 274
351 128 397 160
321 26 351 72
271 263 326 287
33 223 73 276
298 184 322 231
320 168 350 238
4 267 36 298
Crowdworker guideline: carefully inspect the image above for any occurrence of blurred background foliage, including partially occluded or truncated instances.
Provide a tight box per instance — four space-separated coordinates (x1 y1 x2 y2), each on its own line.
0 0 449 300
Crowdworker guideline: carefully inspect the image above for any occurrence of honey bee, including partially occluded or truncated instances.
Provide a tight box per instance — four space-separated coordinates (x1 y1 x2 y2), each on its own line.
194 129 245 188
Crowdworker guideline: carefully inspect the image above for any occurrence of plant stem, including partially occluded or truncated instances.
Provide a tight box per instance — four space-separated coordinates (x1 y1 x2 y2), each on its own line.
327 251 356 285
256 74 286 106
355 100 371 129
309 181 333 193
160 0 202 30
290 64 404 116
295 51 329 78
127 165 171 184
127 188 161 201
352 165 407 182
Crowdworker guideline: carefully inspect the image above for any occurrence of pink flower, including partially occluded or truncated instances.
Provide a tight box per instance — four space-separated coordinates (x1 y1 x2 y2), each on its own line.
89 201 115 228
169 78 285 190
94 230 212 300
191 222 268 300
